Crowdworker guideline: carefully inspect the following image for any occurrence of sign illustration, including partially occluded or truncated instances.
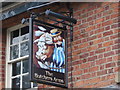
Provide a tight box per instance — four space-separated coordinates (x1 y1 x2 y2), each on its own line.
34 25 65 73
30 19 67 88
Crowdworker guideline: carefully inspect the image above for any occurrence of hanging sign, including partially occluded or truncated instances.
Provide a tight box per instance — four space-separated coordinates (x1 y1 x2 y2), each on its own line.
29 18 68 88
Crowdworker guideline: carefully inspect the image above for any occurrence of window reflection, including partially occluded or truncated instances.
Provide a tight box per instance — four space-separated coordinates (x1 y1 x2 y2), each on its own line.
22 75 31 89
21 33 29 41
20 41 29 57
10 26 37 88
23 60 29 73
21 26 29 41
12 77 20 88
12 61 21 76
33 82 37 87
10 30 19 45
10 45 19 60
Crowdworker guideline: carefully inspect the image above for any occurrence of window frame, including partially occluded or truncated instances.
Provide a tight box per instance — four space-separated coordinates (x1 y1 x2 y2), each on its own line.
5 24 37 88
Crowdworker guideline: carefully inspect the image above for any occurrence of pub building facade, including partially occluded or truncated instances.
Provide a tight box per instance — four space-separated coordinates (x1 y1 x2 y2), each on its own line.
0 1 120 89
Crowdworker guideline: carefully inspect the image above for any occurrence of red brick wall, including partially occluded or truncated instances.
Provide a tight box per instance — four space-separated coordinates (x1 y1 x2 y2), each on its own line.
1 2 120 89
37 2 120 88
66 2 119 88
0 30 6 89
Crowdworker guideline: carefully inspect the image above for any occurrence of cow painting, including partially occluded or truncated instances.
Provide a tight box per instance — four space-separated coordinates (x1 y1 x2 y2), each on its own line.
33 25 65 73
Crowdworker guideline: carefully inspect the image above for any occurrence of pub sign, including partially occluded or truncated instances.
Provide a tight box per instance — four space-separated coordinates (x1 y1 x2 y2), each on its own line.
29 18 68 88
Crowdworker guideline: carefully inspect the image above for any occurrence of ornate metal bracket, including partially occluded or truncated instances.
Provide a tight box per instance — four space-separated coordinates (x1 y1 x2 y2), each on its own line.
22 3 77 41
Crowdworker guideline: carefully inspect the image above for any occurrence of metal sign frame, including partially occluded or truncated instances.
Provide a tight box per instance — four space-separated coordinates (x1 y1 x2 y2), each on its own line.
29 18 68 88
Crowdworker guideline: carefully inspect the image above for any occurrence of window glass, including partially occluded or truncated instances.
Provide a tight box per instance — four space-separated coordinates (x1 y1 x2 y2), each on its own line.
21 26 29 41
8 26 37 88
12 61 21 76
23 60 29 73
22 75 31 89
33 82 38 87
20 41 29 57
10 45 19 60
12 77 20 88
10 30 19 45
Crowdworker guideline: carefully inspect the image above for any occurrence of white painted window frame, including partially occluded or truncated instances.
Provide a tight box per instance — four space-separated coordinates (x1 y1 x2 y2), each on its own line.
5 24 37 88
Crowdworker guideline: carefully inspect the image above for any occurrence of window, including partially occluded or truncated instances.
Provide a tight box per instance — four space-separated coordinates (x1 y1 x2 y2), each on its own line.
6 24 37 88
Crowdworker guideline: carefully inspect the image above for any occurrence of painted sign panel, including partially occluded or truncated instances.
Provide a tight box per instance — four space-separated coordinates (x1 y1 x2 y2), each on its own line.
29 19 67 88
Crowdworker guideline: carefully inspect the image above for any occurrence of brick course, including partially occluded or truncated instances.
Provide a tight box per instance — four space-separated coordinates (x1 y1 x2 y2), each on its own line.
1 2 120 89
0 30 6 89
67 2 120 88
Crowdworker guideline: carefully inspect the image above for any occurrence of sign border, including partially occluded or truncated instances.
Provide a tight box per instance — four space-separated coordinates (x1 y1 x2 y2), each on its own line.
29 18 68 88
